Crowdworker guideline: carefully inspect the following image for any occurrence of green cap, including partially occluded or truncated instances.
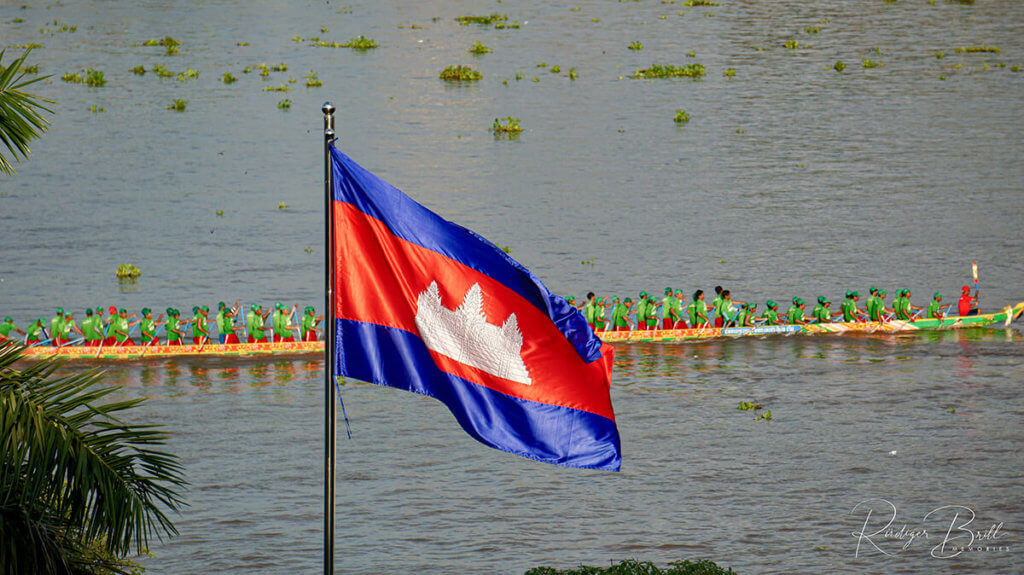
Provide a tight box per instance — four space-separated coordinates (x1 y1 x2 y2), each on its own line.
850 291 860 298
934 292 942 299
251 304 259 311
639 291 647 297
219 301 227 309
879 289 887 295
675 289 684 296
766 300 777 308
85 309 93 315
96 307 104 313
305 306 315 313
624 297 632 303
166 307 174 316
3 316 10 323
56 307 64 315
665 287 672 295
275 302 283 309
566 295 575 302
869 286 878 293
823 298 831 305
142 308 151 316
793 297 801 305
192 306 200 314
797 298 805 306
817 296 826 304
201 305 209 312
845 290 852 298
37 318 44 325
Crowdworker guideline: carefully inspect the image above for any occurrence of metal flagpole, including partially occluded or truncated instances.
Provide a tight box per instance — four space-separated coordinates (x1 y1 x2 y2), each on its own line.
322 101 337 575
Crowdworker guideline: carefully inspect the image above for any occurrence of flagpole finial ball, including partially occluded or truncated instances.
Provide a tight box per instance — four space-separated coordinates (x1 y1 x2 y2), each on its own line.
322 102 336 116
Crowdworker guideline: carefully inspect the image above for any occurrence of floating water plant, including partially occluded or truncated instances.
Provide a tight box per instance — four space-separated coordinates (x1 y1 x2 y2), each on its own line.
166 99 187 111
18 64 39 74
723 67 736 76
833 60 845 72
861 56 881 68
537 62 547 68
216 209 224 216
153 64 174 77
629 63 705 79
491 117 523 136
305 70 322 87
737 400 762 411
89 105 105 113
176 68 199 81
784 39 800 49
165 44 178 56
277 99 292 110
756 410 773 421
581 257 594 265
687 50 696 57
11 43 44 49
115 264 141 279
313 35 378 49
805 25 820 34
143 36 179 48
628 41 644 51
515 72 524 80
263 84 292 92
456 13 508 26
278 202 289 209
684 0 718 5
62 69 106 86
439 65 482 82
1012 65 1021 73
272 62 288 71
236 41 249 46
934 51 945 59
955 44 1000 53
673 109 690 124
222 72 237 84
469 41 491 55
500 245 513 254
131 65 146 75
568 67 578 80
550 65 560 73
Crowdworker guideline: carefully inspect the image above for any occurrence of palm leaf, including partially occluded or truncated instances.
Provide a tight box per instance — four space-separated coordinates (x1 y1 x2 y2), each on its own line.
0 48 55 176
0 343 186 573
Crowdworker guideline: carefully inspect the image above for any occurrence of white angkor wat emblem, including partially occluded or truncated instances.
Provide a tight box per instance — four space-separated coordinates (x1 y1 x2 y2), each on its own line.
414 281 532 385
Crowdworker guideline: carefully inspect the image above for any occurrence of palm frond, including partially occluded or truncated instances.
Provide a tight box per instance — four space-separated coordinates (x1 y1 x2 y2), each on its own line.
0 343 186 573
0 48 56 176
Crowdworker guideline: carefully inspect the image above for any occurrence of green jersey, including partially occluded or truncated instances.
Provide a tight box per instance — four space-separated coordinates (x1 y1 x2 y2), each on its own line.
301 313 316 339
711 295 723 318
927 299 942 319
660 296 673 319
812 305 829 322
719 300 736 324
762 309 779 326
0 321 18 337
786 305 804 323
50 316 64 338
841 299 856 322
612 304 629 329
192 315 206 338
80 317 94 341
167 317 181 341
61 319 77 338
26 322 43 340
892 297 906 320
688 300 707 326
141 318 156 339
645 304 659 326
276 309 293 338
216 310 226 336
635 300 648 325
114 317 131 343
734 308 748 327
249 313 267 341
671 297 685 321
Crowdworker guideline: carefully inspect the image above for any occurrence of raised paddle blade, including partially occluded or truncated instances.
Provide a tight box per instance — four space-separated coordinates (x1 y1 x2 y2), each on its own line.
972 261 978 280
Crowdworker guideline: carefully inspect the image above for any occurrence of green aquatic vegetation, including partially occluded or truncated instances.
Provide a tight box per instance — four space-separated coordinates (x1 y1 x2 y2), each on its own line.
236 41 249 46
833 60 845 72
152 64 174 77
568 67 578 80
272 62 288 71
591 17 600 22
737 400 762 411
62 69 106 87
166 98 187 111
143 36 180 47
935 51 945 59
11 43 44 49
292 35 305 43
861 56 881 68
277 99 291 110
176 68 199 81
439 65 482 82
263 84 292 92
320 35 378 50
130 65 146 75
550 65 560 73
115 264 141 279
525 558 734 575
819 17 831 23
491 116 523 136
756 409 773 421
686 50 696 57
949 0 974 4
469 41 491 55
455 13 513 28
165 44 178 56
222 72 237 84
628 41 644 51
337 6 353 13
723 67 736 77
89 105 105 113
939 74 946 80
18 64 39 74
494 21 520 29
9 18 24 23
673 109 690 124
288 77 297 84
500 245 513 254
216 209 224 216
1012 65 1021 72
955 44 1000 53
537 62 547 68
321 26 329 33
736 126 744 134
305 70 322 87
571 6 582 11
242 66 251 74
581 257 594 265
39 20 76 35
784 39 800 49
278 202 289 209
305 246 314 254
629 63 705 79
683 0 719 5
805 25 820 34
260 68 270 77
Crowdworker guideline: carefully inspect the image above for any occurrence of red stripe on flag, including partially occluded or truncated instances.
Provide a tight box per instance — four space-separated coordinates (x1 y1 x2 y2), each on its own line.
334 201 615 420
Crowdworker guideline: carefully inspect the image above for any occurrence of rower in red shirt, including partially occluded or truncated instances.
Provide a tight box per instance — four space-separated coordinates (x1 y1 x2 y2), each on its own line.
957 285 979 316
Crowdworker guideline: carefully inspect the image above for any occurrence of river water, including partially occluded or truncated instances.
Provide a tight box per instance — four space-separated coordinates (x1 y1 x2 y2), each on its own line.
2 0 1023 573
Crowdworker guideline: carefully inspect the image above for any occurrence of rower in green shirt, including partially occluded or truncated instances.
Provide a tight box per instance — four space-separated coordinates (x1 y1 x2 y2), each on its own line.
671 289 687 328
688 290 711 327
762 301 781 326
596 297 611 331
583 292 600 330
59 311 81 345
611 298 633 331
301 306 325 341
869 289 892 321
0 316 25 342
659 288 674 330
166 309 184 345
248 304 272 342
711 286 724 328
139 308 164 345
927 293 944 319
900 289 923 321
716 290 744 327
786 297 808 325
864 287 879 321
50 308 66 346
218 301 243 344
25 319 45 345
112 309 135 346
736 303 758 327
634 293 648 331
811 296 837 323
841 291 867 322
644 298 660 330
275 303 298 342
80 309 96 345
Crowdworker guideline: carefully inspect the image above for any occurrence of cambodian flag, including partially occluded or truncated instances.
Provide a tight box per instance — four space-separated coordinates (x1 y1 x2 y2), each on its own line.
330 145 621 471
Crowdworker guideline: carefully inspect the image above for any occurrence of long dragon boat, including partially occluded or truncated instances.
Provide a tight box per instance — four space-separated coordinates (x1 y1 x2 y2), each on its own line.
17 302 1024 360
